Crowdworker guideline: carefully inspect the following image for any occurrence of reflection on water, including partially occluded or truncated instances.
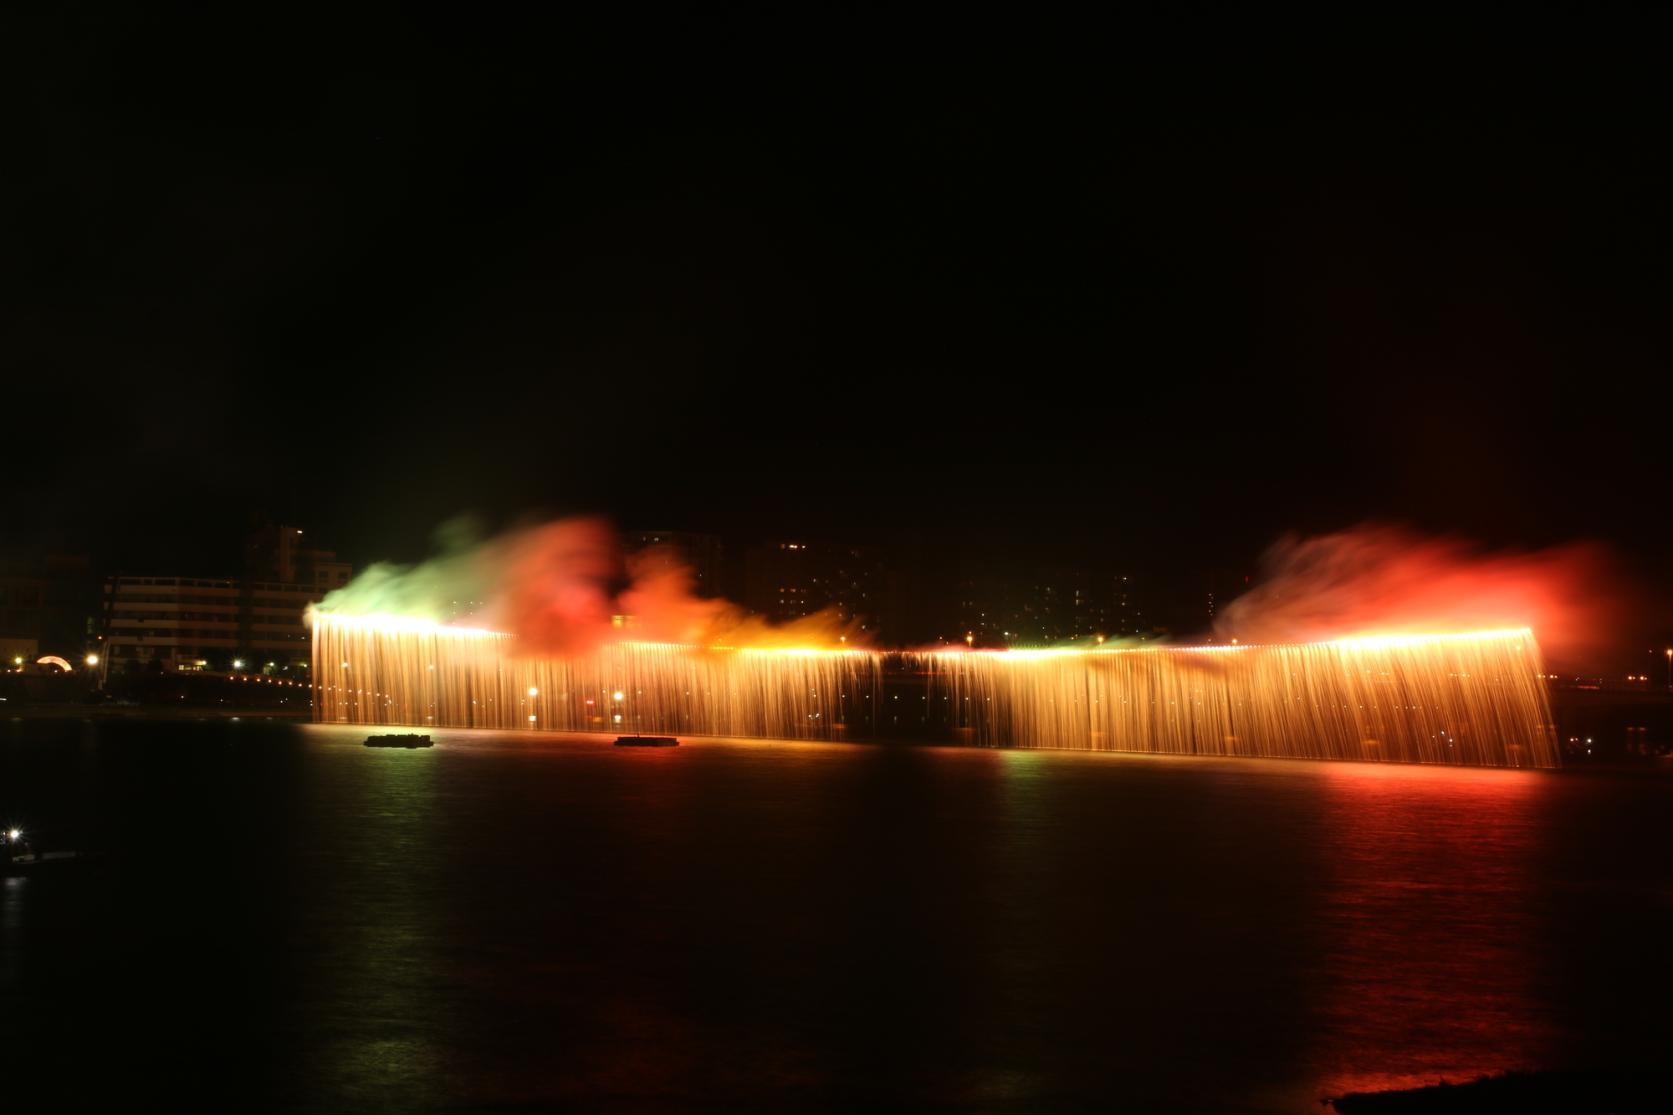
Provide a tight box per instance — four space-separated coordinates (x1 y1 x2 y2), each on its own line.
1 876 24 988
1304 763 1552 1102
2 720 1671 1111
287 741 446 1107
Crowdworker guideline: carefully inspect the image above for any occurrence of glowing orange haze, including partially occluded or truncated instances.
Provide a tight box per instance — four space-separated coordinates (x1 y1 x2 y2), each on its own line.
617 550 860 649
1216 525 1624 667
319 518 1627 664
453 518 858 654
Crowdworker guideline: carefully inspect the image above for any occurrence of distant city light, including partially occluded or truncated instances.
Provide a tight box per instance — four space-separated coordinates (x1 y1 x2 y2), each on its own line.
232 659 245 670
85 653 100 667
527 686 538 697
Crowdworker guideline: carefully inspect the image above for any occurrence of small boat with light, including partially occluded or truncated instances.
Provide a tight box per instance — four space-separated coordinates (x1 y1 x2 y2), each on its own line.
4 828 95 875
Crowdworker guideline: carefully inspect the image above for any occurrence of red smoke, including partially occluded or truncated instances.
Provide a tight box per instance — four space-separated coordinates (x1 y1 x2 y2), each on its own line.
470 518 858 654
1216 525 1625 667
491 519 622 655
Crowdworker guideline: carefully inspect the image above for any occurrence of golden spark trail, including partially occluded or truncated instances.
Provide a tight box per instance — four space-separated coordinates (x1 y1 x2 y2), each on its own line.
918 629 1556 767
312 614 1555 767
312 612 879 740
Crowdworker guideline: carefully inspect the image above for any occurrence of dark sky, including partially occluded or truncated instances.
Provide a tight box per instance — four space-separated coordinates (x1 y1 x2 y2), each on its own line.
8 10 1671 624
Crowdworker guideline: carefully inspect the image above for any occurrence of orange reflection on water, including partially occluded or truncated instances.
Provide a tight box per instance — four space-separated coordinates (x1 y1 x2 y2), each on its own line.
1304 761 1555 1103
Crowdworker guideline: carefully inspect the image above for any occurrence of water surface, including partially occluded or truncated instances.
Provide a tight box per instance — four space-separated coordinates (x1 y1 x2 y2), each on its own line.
3 720 1669 1110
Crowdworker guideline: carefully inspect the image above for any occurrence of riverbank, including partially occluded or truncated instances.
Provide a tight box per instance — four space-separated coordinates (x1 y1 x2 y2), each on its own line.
1330 1068 1662 1112
1 702 309 721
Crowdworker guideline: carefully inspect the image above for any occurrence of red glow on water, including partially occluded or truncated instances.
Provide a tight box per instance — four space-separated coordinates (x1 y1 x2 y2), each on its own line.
1306 758 1553 1103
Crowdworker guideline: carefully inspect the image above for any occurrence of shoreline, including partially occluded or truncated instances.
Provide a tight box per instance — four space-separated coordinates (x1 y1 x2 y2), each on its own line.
2 704 310 722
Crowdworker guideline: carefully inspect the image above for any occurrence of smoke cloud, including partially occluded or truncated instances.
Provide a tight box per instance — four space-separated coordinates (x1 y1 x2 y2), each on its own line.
1216 524 1627 668
315 516 861 653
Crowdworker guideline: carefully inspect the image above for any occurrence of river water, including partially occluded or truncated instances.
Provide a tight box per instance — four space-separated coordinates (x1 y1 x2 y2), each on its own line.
3 720 1670 1111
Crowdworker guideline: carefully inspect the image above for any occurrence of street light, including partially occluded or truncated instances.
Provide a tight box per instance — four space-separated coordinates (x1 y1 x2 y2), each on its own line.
85 653 100 668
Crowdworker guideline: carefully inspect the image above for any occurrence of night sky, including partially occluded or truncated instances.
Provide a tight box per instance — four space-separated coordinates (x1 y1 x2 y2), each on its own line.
10 11 1671 629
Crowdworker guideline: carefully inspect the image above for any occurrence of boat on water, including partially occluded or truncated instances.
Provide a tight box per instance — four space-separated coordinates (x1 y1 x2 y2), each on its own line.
4 828 95 875
614 735 680 747
364 734 433 748
4 850 96 876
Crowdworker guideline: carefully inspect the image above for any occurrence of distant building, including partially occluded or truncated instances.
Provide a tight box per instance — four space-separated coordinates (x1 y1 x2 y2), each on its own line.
954 567 1147 646
245 523 353 594
1111 573 1145 637
102 576 322 674
0 550 100 660
743 540 887 636
103 526 351 675
624 529 725 597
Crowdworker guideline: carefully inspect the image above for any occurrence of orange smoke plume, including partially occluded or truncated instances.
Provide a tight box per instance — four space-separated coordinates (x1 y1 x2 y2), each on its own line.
617 544 861 649
317 516 861 655
1216 525 1626 668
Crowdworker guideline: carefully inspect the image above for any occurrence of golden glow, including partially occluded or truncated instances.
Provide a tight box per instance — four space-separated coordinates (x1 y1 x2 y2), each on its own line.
924 627 1534 661
925 628 1555 768
312 612 879 741
305 608 507 640
311 614 1555 767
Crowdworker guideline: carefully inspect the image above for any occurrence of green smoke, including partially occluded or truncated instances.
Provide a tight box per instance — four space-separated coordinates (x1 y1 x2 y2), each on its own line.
315 517 495 623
